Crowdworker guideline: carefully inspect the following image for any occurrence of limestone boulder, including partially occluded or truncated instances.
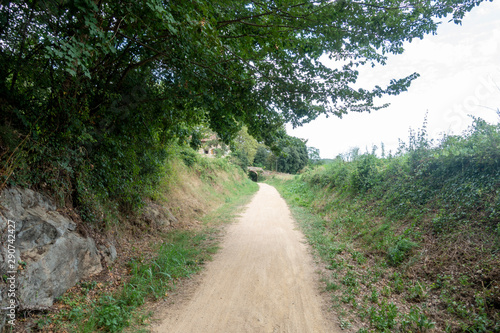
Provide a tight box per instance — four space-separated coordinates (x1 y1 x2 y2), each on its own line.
0 187 103 315
141 202 178 227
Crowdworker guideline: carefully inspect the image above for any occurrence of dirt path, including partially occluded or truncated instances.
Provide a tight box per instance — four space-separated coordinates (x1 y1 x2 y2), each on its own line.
153 183 338 333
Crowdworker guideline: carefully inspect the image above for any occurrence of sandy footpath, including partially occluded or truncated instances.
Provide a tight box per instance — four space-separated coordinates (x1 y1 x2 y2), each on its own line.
153 183 338 333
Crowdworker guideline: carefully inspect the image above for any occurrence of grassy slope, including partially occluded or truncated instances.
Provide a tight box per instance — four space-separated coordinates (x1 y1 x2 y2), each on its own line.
267 120 500 333
269 176 499 332
31 150 258 333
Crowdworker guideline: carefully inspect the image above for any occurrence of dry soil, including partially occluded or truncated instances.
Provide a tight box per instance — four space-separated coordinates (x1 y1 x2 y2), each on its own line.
153 183 339 333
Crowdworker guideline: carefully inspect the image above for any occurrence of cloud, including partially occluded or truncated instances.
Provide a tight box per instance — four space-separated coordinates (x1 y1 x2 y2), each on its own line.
289 2 500 158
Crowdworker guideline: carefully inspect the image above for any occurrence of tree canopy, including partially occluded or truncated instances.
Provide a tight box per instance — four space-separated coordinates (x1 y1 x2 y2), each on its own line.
1 0 486 142
252 133 309 174
0 0 487 215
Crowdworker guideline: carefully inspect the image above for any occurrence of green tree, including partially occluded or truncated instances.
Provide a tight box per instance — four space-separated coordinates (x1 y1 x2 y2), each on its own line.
232 127 260 165
276 136 309 174
253 146 270 168
307 147 322 165
229 149 250 171
267 153 279 172
0 0 486 218
1 0 484 144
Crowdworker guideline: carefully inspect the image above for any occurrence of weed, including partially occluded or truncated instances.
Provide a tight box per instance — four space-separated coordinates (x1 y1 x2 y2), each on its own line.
391 272 405 294
400 307 435 332
95 297 129 332
327 258 345 270
36 317 53 330
342 291 355 304
368 300 398 331
458 274 471 287
386 238 418 267
352 250 367 265
406 280 428 302
369 288 379 303
381 285 392 297
446 299 470 319
369 269 383 284
342 270 360 287
433 274 452 290
326 281 340 291
339 316 352 329
80 281 98 295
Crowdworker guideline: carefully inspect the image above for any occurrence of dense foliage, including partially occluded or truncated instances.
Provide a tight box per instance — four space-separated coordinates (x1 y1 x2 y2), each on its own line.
269 117 500 332
252 135 308 174
302 117 500 232
0 0 487 222
276 136 309 174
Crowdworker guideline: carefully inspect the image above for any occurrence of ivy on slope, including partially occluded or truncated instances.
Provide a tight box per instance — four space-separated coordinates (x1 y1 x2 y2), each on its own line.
302 117 500 235
275 117 500 332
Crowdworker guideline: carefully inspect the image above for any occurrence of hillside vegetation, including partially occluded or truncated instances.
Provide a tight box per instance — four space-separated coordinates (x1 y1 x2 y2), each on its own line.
0 0 484 230
269 117 500 332
29 149 258 333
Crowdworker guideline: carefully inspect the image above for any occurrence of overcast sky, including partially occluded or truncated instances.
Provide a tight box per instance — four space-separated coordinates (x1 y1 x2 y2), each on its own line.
287 1 500 159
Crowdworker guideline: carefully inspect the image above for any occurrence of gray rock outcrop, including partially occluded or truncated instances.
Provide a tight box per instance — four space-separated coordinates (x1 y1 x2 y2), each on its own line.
141 202 178 227
0 187 103 325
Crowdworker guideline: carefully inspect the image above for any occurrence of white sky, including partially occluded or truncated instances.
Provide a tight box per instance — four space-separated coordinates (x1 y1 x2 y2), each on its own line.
287 1 500 158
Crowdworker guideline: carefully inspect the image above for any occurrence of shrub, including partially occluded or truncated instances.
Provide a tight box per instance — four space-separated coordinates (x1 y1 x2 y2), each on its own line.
95 296 130 332
387 238 418 267
179 147 199 167
300 117 500 231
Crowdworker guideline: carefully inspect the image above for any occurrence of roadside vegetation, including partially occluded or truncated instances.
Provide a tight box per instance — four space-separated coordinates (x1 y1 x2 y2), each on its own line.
1 0 483 233
204 125 310 175
268 116 500 332
0 2 494 331
30 150 258 333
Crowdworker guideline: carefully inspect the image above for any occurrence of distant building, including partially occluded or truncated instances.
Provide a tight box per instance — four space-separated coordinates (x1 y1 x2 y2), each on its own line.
198 134 230 158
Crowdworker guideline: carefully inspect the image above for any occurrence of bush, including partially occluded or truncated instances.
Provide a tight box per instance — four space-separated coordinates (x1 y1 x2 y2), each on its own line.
387 238 418 267
179 147 200 167
95 296 130 332
349 154 380 193
300 117 500 231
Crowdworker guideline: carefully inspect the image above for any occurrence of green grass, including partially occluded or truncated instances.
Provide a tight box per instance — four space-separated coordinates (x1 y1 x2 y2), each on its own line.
200 180 259 227
267 173 499 332
36 230 210 332
266 119 500 332
35 171 258 332
37 230 219 333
